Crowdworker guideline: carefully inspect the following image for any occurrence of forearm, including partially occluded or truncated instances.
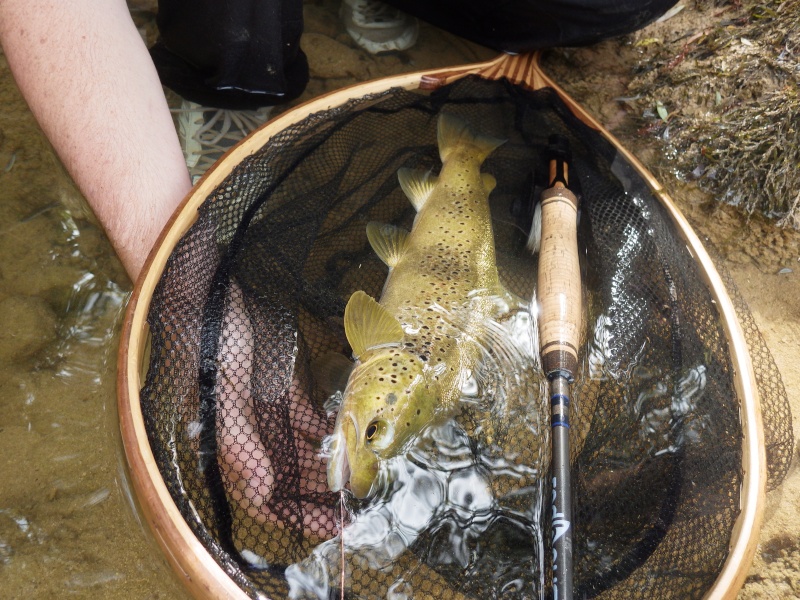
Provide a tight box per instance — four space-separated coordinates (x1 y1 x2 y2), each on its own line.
0 0 191 281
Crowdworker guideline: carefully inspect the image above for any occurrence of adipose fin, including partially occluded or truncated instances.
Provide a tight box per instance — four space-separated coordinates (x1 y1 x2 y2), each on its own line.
482 173 497 193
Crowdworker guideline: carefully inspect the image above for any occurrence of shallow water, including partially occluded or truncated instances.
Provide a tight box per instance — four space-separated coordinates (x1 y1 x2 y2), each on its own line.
2 2 799 599
0 5 495 598
0 51 191 600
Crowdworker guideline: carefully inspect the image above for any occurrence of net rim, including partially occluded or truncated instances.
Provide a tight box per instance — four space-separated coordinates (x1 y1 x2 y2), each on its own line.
116 51 766 600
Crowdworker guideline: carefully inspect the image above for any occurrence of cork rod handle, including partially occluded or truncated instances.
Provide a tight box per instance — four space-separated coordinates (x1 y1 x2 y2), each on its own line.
537 180 581 378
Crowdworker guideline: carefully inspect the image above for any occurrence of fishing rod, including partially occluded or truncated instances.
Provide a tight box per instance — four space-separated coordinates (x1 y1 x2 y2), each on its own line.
537 134 579 600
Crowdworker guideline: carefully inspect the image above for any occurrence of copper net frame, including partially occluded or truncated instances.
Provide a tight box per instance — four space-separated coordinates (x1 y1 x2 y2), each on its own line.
117 52 767 600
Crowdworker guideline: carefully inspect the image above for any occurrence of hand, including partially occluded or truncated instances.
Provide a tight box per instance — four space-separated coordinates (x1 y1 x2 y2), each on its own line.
217 283 338 542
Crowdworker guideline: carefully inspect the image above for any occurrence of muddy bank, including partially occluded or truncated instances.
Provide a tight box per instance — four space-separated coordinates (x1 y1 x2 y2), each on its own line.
540 2 799 596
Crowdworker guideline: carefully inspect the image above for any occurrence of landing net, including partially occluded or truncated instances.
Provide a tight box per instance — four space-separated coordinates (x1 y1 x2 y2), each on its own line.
138 76 793 599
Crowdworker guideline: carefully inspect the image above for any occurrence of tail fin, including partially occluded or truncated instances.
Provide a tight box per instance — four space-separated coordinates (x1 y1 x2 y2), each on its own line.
526 201 542 254
437 113 505 163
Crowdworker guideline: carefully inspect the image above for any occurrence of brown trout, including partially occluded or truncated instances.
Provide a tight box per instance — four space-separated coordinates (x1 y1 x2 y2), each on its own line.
327 114 519 498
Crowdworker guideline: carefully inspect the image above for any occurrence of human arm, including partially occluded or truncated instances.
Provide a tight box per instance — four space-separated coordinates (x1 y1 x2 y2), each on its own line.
0 0 191 281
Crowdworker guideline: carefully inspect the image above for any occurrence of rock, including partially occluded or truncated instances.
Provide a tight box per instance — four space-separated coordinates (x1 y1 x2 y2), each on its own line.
0 295 58 363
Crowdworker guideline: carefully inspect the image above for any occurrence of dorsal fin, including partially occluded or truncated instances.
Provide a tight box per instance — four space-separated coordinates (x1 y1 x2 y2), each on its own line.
344 291 404 358
398 168 437 211
366 222 410 268
437 113 505 163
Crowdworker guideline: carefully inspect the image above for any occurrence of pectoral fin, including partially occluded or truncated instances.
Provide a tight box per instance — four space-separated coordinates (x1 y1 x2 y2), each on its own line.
366 222 410 268
398 168 437 211
344 291 404 358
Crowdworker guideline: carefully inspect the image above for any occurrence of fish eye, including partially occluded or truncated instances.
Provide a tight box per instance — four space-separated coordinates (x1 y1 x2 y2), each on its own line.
365 420 393 447
366 421 381 441
364 420 393 450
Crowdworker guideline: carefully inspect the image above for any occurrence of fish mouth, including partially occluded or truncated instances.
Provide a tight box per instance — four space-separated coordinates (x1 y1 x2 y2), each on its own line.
327 419 353 493
326 413 378 498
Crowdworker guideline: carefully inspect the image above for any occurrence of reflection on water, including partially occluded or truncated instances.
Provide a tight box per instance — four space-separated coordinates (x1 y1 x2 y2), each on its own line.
288 306 549 599
0 56 189 599
589 312 710 457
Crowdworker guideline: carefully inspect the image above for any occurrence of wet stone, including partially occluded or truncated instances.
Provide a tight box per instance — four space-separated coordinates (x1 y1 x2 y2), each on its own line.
0 295 58 362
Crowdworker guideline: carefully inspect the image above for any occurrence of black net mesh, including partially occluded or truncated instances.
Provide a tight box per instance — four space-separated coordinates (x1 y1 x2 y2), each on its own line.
140 77 793 599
